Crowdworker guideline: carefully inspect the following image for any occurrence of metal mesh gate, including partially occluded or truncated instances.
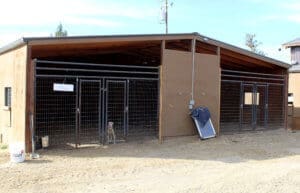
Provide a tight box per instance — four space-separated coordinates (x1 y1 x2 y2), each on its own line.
128 80 159 137
256 85 267 129
106 80 127 141
220 81 241 132
35 77 77 146
220 69 286 133
242 84 254 130
268 84 284 128
79 80 101 144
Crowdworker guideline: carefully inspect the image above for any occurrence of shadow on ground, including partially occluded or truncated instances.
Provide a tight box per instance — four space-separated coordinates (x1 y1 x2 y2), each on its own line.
32 129 300 164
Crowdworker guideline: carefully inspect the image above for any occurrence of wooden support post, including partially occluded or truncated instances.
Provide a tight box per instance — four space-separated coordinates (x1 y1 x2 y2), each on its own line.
284 72 289 130
25 47 34 153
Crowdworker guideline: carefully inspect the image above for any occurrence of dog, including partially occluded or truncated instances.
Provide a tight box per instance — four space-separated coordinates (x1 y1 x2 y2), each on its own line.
107 121 116 144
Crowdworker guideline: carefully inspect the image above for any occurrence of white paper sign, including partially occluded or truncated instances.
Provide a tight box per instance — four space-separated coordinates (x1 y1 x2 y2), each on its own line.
288 96 294 103
53 83 74 92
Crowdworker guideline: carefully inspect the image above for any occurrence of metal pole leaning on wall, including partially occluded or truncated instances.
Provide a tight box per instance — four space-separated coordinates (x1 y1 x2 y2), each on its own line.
189 37 196 110
159 40 165 143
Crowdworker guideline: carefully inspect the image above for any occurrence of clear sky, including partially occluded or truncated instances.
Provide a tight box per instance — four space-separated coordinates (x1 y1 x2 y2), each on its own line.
1 0 299 63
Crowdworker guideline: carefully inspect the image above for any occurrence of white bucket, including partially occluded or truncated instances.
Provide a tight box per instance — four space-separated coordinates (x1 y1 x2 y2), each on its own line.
42 136 49 148
9 142 25 163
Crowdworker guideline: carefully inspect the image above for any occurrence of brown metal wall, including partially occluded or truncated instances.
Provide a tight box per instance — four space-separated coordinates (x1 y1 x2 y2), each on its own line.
194 53 221 133
161 49 220 137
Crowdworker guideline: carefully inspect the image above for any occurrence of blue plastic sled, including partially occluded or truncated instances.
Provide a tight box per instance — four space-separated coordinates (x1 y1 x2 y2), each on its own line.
191 107 216 139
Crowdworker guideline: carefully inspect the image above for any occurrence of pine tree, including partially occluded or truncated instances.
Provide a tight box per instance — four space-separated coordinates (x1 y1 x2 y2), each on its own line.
54 23 68 37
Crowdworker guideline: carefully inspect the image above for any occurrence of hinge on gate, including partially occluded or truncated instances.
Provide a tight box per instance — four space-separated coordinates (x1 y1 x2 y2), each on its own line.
125 106 129 112
77 108 80 114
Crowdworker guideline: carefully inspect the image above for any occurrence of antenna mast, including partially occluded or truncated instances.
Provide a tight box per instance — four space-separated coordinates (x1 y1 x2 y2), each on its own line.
165 0 168 34
161 0 172 34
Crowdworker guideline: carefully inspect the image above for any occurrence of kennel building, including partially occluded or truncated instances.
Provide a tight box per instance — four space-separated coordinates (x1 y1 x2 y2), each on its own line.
0 33 289 152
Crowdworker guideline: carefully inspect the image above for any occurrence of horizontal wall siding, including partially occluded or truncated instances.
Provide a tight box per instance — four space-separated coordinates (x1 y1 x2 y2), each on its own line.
291 47 300 64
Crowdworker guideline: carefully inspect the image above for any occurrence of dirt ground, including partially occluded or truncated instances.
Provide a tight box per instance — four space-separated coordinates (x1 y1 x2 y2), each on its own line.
0 129 299 193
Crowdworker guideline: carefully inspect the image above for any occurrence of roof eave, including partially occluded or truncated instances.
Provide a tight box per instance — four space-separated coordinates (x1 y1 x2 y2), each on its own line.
282 43 300 49
25 33 198 46
0 38 27 55
289 70 300 73
0 32 290 69
282 38 300 49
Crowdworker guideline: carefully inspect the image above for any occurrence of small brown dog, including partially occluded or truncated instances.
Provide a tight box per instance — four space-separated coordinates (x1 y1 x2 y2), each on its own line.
107 121 116 144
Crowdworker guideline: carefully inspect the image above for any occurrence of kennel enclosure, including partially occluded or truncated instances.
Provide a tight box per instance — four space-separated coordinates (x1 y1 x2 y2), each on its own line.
34 60 159 146
0 33 289 152
220 69 285 132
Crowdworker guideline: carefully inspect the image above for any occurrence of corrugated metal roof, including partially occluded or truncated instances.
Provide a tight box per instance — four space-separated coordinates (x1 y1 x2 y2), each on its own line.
282 37 300 48
23 33 197 42
0 32 290 69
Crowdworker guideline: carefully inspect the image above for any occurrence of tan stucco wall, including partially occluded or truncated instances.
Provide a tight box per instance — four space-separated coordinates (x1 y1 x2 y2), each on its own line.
289 73 300 116
289 73 300 130
0 46 27 145
161 49 220 137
